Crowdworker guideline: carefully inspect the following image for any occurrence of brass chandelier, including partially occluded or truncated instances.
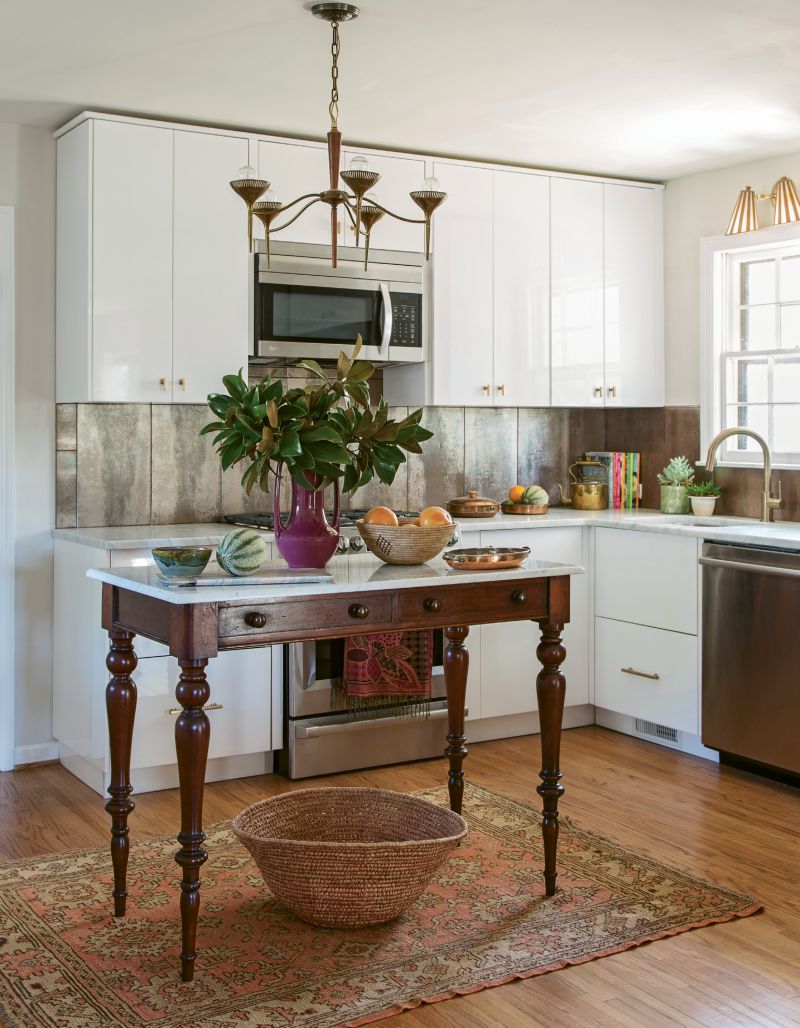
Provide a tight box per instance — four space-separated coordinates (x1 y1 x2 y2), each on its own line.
230 2 447 269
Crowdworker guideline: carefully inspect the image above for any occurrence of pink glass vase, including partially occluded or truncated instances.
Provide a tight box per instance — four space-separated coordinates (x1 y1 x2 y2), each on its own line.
273 464 340 569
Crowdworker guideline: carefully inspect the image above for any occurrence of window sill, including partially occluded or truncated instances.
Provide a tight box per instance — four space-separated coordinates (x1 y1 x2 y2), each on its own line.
696 460 800 472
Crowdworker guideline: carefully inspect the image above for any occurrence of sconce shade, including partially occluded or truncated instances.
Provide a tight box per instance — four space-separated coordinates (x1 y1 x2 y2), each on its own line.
773 176 800 226
726 186 759 235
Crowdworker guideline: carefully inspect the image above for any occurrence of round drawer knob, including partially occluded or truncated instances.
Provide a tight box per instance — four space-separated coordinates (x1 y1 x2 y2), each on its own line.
348 603 369 620
511 590 527 605
244 611 267 629
423 597 442 613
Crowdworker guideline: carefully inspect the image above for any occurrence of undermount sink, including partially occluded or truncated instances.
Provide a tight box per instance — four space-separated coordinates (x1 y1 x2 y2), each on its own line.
649 516 740 528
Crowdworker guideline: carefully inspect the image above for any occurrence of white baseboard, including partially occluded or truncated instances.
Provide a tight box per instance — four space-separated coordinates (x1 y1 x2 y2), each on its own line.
595 707 718 762
467 704 596 745
14 740 60 767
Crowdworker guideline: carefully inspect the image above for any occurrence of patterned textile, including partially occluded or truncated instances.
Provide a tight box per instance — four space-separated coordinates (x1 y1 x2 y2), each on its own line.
0 784 760 1028
344 630 433 715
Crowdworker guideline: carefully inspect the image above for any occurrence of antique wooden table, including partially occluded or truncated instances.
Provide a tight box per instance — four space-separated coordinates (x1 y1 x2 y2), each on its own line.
88 555 580 981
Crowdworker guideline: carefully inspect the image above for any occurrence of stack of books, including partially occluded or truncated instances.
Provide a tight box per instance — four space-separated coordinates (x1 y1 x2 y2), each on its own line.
585 452 641 509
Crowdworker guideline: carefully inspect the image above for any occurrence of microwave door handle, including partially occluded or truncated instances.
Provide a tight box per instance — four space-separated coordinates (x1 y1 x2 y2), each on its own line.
379 283 393 352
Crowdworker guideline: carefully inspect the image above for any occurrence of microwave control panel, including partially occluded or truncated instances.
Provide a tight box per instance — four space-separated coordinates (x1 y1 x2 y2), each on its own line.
390 292 422 348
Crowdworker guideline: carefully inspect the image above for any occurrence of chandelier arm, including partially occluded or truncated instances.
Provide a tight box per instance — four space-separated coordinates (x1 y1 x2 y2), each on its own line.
362 198 426 225
271 198 325 233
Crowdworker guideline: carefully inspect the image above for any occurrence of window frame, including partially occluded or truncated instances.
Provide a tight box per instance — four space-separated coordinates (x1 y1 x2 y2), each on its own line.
701 223 800 469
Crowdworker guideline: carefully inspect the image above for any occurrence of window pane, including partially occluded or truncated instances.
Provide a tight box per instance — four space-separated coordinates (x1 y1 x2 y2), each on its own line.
780 303 800 348
773 359 800 403
741 259 776 305
725 405 769 450
780 255 800 303
728 359 768 404
773 405 800 454
740 305 776 350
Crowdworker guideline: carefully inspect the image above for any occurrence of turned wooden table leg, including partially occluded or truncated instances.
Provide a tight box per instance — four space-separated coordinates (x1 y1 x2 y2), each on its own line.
536 619 566 897
443 625 470 814
105 627 138 917
174 658 211 982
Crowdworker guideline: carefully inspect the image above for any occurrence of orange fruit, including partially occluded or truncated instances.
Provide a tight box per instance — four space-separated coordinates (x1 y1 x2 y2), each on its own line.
363 506 399 526
418 505 453 528
508 485 525 503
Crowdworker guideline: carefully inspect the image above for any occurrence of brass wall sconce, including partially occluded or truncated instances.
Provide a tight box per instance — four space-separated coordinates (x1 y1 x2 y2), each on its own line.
725 177 800 235
230 3 446 269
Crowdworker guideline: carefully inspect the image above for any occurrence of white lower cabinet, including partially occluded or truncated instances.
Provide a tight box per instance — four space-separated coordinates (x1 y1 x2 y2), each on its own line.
595 617 698 734
478 528 589 718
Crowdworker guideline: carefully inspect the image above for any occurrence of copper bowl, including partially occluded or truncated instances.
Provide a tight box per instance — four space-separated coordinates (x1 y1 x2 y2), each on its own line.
444 545 530 571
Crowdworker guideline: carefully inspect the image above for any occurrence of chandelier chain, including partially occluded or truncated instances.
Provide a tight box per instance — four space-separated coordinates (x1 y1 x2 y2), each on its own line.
329 20 340 129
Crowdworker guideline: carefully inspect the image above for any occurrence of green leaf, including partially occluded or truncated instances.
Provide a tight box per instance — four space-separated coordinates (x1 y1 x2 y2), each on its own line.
199 421 226 436
308 440 352 464
398 437 422 454
299 424 343 444
279 428 302 457
234 416 261 443
220 440 244 471
295 358 329 381
222 371 247 400
346 360 374 383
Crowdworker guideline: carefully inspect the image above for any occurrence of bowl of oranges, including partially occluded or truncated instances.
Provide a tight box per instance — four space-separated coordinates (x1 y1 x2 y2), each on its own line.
356 506 455 565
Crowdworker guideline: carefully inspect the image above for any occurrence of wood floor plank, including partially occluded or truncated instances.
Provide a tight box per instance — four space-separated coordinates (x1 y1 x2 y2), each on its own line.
2 725 799 1025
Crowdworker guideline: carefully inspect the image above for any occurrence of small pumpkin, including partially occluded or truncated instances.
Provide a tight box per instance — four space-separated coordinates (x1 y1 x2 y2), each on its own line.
216 528 267 576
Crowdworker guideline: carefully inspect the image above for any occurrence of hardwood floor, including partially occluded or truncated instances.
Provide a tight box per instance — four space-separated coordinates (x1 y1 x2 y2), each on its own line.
2 725 799 1027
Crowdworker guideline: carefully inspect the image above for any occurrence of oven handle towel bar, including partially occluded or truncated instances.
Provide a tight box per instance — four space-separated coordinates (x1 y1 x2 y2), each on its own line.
295 707 467 738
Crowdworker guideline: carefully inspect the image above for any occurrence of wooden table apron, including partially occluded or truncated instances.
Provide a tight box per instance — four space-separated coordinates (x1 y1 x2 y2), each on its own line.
100 574 571 982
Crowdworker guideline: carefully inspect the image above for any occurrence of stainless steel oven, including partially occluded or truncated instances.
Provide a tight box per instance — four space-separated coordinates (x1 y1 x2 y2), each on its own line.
251 241 426 365
278 628 452 779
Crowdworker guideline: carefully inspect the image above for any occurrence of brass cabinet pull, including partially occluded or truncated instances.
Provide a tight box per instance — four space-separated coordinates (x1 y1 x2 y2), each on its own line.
423 597 441 613
607 385 617 398
348 603 369 620
482 384 491 395
621 666 660 681
169 702 223 716
511 590 527 605
244 611 267 629
178 377 187 390
593 385 603 398
159 377 168 390
497 384 505 396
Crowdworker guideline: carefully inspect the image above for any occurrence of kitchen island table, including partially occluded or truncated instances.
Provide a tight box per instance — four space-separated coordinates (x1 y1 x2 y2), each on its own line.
88 555 580 981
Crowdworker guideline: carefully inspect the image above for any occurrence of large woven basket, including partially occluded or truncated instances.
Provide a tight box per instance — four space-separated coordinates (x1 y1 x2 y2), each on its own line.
233 787 468 928
356 518 454 565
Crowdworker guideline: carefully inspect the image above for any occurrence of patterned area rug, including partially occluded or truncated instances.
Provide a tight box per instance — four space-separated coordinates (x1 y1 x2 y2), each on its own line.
0 784 760 1027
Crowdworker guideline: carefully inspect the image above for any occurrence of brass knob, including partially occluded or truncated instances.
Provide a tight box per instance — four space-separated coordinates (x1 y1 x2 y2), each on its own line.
511 590 527 605
178 377 187 390
423 597 441 613
244 611 267 629
482 384 491 395
159 377 168 390
348 603 369 620
497 384 505 396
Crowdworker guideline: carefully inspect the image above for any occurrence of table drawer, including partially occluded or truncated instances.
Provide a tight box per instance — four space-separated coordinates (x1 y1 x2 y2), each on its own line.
396 578 548 625
595 616 698 733
219 593 394 640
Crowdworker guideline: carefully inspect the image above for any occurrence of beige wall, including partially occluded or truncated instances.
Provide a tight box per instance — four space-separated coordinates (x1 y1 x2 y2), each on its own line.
0 123 56 759
664 148 800 406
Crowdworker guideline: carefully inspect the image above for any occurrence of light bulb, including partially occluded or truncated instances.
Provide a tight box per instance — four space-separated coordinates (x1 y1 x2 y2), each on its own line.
364 192 380 207
420 174 441 192
235 164 258 181
265 187 279 204
349 154 370 173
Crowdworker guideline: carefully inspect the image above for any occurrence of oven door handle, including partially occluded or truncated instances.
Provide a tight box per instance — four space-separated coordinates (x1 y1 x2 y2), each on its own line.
295 706 466 738
379 283 393 352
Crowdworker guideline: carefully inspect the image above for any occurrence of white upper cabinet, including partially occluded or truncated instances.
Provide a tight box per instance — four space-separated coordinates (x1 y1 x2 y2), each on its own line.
92 120 174 403
342 150 426 252
430 162 494 406
603 183 664 407
257 140 332 245
173 130 250 403
493 170 550 407
550 177 605 408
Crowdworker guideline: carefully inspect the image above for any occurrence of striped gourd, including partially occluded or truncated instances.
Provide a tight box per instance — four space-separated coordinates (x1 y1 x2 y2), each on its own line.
216 528 267 576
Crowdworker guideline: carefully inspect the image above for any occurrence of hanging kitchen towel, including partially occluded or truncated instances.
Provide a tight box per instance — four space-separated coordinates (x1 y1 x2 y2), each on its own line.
343 630 433 716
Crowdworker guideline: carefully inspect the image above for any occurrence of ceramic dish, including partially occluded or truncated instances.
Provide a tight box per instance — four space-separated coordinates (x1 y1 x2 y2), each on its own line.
151 546 212 580
501 501 549 515
443 545 530 571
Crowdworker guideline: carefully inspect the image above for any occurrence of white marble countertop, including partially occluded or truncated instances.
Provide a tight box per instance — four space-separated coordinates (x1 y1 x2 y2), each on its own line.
56 507 800 553
87 553 584 605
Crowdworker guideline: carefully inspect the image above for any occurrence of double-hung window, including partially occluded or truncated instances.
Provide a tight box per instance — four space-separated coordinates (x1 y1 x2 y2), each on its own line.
703 227 800 467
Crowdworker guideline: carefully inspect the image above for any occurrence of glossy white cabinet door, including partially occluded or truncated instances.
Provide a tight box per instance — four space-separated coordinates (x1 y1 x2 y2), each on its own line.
493 170 550 407
92 120 173 402
479 528 588 718
173 131 250 403
550 177 604 408
342 150 425 252
431 162 494 406
604 184 664 407
257 140 332 245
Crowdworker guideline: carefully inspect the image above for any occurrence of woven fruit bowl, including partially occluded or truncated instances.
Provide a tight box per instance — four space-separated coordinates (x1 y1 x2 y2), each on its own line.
233 787 468 928
356 518 454 565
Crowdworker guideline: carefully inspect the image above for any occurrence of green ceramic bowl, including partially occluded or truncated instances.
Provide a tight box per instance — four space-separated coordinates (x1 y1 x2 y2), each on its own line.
152 546 212 580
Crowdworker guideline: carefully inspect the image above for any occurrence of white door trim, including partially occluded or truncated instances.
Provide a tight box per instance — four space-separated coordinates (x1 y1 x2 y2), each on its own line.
0 206 15 771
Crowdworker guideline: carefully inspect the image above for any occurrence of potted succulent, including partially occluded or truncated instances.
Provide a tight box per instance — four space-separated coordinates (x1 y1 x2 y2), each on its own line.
201 338 433 568
687 480 722 516
656 456 694 514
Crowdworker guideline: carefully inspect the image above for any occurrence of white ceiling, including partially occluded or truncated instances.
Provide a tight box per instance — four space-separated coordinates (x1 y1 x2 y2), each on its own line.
3 0 800 180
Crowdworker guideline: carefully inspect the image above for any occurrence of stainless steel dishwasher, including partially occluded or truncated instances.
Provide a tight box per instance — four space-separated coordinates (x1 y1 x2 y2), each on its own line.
701 542 800 777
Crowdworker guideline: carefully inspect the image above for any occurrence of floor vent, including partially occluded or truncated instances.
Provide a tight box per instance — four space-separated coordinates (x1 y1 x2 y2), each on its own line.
634 718 679 743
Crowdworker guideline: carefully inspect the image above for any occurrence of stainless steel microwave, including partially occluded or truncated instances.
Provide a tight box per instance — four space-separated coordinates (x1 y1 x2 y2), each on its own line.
250 240 426 365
